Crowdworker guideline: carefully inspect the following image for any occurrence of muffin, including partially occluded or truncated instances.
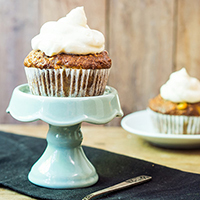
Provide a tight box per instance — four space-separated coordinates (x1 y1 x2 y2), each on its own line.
148 68 200 134
24 7 111 97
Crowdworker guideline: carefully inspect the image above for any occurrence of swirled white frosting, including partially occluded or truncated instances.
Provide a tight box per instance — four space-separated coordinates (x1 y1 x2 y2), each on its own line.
31 7 105 56
160 68 200 103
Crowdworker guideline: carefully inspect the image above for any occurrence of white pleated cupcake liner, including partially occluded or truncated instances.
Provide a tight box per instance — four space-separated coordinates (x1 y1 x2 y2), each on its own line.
24 67 110 97
147 108 200 135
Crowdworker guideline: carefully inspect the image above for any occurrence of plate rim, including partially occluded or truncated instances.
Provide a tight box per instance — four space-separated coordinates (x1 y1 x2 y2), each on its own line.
121 110 200 140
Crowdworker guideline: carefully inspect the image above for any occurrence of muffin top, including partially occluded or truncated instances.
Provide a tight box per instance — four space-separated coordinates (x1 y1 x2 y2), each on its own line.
24 7 111 70
24 50 111 69
149 68 200 116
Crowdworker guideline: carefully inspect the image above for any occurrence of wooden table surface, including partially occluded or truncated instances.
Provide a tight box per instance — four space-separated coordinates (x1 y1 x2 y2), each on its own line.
0 124 200 199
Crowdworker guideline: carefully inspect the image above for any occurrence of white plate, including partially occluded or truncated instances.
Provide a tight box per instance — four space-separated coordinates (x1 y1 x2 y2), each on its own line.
121 110 200 149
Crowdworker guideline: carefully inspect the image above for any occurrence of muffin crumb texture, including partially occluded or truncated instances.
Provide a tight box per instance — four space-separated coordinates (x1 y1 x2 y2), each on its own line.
149 95 200 116
24 50 111 70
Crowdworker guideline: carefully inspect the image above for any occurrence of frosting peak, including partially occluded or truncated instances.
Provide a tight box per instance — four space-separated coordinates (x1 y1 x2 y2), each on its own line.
31 7 105 56
160 68 200 103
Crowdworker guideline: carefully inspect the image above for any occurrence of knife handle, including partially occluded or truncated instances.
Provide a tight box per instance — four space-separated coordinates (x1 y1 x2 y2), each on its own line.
82 175 152 200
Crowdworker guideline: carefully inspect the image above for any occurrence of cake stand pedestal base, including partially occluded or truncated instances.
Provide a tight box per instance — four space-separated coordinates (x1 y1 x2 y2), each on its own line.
28 124 98 188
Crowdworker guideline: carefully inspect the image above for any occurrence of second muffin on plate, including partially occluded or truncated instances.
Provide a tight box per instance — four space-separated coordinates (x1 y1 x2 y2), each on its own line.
148 68 200 135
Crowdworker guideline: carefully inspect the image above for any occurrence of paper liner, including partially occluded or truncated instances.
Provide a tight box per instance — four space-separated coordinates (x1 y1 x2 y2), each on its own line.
24 67 110 97
147 108 200 135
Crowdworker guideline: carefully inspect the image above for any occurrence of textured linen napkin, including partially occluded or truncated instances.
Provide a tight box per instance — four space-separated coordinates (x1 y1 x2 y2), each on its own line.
0 131 200 200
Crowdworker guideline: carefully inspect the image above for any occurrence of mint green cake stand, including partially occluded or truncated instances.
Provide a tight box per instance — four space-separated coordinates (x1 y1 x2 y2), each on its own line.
6 84 123 189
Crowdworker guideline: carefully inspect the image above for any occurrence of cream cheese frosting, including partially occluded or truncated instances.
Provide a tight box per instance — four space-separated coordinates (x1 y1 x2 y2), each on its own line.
31 7 105 56
160 68 200 103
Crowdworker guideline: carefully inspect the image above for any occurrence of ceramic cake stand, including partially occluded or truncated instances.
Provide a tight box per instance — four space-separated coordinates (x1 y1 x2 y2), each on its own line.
6 84 123 189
